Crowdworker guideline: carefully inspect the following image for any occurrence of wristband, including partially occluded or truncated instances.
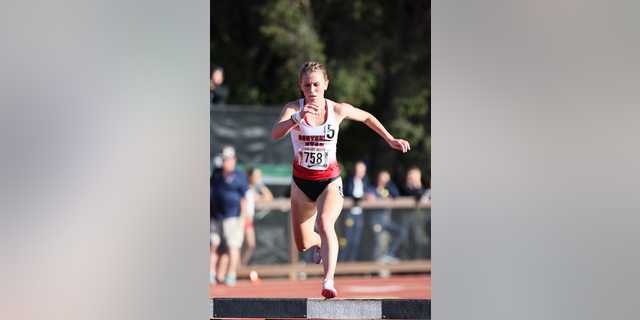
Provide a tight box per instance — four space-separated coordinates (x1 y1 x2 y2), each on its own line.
291 112 302 124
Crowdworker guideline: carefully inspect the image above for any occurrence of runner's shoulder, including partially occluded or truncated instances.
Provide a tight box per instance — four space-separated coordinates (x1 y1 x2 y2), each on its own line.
331 101 354 116
284 99 302 112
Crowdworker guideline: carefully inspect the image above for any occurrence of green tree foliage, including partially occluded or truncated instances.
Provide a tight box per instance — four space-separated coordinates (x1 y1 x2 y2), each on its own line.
258 0 326 101
311 0 431 181
212 0 430 181
211 0 325 104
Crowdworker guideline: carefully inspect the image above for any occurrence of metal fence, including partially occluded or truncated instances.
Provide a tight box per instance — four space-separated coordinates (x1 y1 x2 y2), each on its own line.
244 197 430 267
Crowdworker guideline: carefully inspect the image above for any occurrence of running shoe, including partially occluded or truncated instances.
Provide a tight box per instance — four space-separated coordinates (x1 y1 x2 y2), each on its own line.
225 273 237 286
313 246 322 264
322 278 337 299
210 272 216 285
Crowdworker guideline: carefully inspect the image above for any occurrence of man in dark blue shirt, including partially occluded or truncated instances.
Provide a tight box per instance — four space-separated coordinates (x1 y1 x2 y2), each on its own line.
365 170 407 264
339 160 369 262
210 146 248 286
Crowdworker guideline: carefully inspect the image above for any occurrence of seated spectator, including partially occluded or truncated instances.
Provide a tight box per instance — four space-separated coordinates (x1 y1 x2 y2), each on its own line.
365 170 407 264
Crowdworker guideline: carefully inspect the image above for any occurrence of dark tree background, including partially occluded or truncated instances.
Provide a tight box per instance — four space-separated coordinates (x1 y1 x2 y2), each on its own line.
212 0 430 184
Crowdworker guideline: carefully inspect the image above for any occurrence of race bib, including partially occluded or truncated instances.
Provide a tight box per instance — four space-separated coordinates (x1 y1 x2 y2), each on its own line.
297 146 329 169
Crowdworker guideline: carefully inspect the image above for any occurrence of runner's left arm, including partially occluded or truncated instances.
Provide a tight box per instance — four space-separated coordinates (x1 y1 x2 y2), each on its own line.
339 104 411 153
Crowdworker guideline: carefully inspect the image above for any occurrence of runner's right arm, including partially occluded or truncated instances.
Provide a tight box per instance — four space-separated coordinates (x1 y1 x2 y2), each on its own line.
271 101 322 139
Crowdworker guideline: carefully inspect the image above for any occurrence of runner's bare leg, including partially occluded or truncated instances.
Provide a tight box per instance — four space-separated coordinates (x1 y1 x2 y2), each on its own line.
315 178 344 280
290 179 322 252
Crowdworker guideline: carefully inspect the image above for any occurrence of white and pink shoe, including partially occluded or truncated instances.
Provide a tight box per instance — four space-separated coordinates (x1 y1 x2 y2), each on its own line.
322 278 337 299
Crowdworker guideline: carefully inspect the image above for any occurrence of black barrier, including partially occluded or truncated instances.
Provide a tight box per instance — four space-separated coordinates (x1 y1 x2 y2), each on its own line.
210 298 431 319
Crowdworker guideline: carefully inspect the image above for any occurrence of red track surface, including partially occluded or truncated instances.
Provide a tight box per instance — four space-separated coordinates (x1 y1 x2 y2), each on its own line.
210 274 430 299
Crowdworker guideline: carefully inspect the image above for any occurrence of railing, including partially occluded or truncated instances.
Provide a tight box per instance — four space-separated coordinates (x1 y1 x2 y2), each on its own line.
236 197 431 280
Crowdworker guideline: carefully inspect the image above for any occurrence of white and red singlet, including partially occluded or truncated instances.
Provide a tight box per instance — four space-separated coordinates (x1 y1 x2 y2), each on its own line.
290 99 341 180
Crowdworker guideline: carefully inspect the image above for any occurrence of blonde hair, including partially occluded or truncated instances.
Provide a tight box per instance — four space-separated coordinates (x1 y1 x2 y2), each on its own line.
299 62 328 99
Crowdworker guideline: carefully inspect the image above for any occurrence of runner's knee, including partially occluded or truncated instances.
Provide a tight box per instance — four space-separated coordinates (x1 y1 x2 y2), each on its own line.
294 235 317 252
296 242 315 252
316 219 335 236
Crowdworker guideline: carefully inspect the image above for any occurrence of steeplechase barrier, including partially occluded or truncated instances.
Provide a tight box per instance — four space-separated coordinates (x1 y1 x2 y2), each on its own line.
210 297 430 319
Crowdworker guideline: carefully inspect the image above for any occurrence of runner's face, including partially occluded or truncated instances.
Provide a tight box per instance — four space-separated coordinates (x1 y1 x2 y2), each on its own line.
300 72 327 103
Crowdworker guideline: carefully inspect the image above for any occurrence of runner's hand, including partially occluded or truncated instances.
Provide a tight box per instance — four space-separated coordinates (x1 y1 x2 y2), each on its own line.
301 102 321 118
388 138 411 153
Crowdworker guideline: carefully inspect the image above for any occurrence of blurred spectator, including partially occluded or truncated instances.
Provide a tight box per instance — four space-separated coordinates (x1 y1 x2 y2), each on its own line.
398 167 431 260
210 146 247 286
210 67 230 104
211 155 229 283
425 178 431 239
211 155 222 173
400 166 430 204
338 161 369 262
214 244 230 284
365 170 407 264
425 177 431 201
248 168 274 201
241 168 274 267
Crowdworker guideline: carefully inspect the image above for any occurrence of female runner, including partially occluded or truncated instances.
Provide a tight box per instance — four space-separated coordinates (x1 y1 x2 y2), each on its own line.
271 62 410 298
